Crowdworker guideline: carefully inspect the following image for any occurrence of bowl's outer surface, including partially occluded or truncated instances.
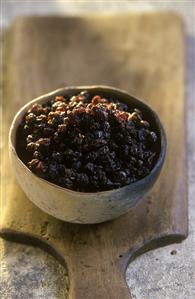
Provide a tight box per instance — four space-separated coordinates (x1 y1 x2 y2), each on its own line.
9 86 166 223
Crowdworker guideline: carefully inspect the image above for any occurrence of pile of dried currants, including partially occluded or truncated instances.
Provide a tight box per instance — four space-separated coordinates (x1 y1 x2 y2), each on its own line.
16 90 159 192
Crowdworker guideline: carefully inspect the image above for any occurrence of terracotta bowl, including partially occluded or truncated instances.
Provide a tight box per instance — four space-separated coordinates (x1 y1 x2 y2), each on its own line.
9 86 166 224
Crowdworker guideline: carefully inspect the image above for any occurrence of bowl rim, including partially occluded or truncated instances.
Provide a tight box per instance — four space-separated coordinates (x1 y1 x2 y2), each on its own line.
9 85 167 195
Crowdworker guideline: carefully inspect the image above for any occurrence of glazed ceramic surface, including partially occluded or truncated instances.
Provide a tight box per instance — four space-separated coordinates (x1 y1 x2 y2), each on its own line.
9 86 166 223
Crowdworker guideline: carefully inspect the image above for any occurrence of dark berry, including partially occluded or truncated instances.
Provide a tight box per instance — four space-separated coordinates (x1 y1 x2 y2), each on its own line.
138 128 147 141
52 152 63 163
26 142 36 152
35 138 50 153
57 124 67 135
84 152 98 162
43 127 54 137
84 162 95 174
25 113 36 124
26 135 35 143
76 173 89 187
59 177 74 189
80 90 90 101
148 131 158 143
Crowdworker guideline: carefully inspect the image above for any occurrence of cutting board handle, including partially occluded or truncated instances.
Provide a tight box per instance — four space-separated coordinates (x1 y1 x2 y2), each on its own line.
1 229 132 298
67 261 131 299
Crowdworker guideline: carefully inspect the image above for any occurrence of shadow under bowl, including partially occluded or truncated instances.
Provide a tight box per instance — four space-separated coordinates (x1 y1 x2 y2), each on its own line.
9 85 167 224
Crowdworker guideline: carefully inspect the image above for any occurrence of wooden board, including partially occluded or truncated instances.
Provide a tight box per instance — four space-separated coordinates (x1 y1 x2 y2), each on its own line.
0 13 187 299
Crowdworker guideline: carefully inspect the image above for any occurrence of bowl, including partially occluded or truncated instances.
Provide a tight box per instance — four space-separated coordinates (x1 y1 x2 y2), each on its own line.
9 85 166 224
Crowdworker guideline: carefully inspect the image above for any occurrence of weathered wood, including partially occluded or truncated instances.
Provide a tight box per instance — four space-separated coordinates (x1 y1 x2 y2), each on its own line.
1 13 187 299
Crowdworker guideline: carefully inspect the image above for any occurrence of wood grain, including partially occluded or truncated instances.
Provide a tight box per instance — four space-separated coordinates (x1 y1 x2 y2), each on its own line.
0 13 187 299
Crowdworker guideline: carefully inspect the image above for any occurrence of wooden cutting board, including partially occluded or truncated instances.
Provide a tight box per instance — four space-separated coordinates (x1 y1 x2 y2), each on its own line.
0 13 187 299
